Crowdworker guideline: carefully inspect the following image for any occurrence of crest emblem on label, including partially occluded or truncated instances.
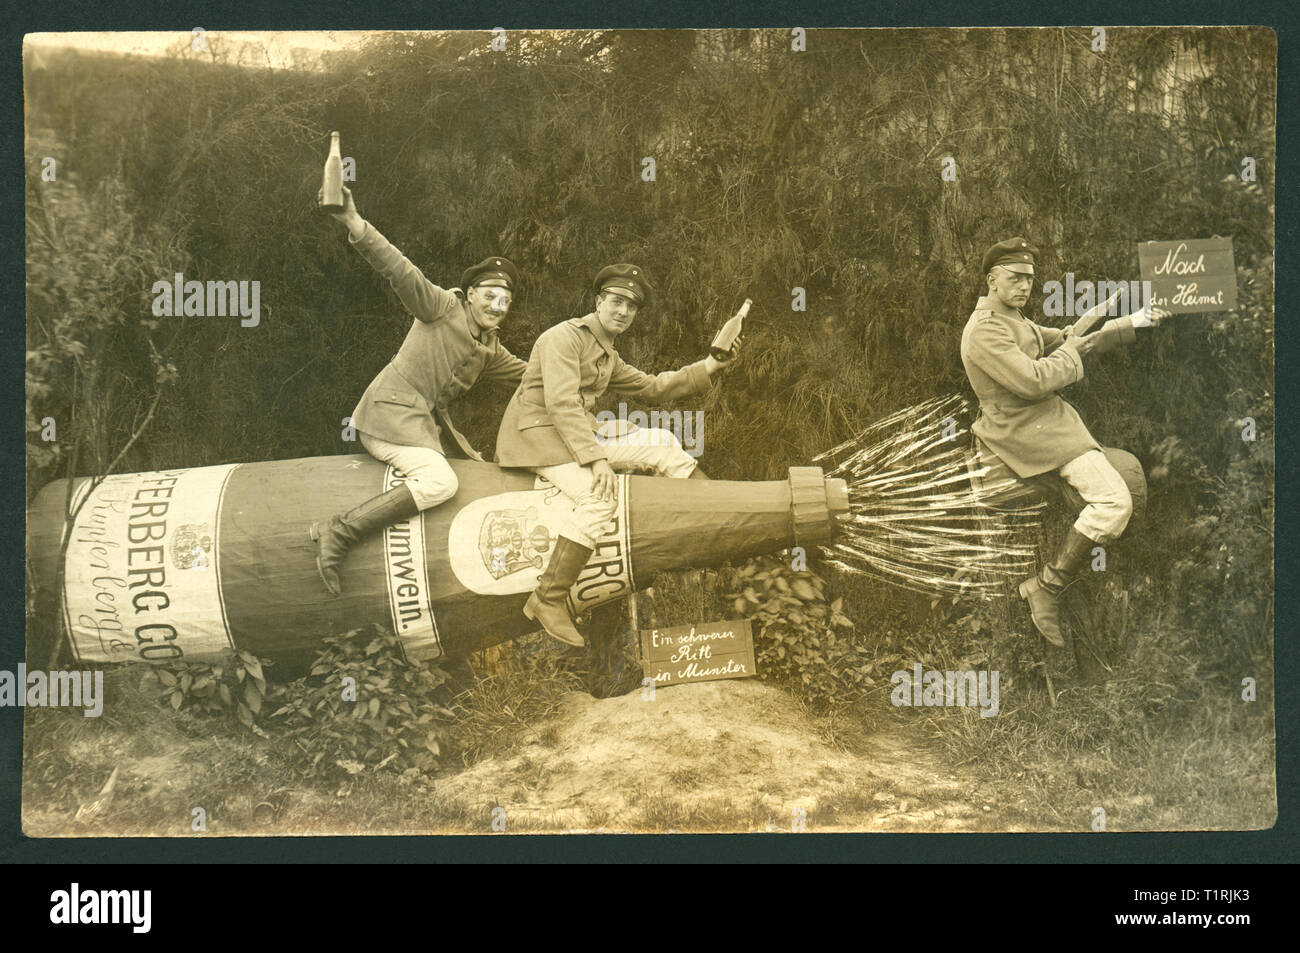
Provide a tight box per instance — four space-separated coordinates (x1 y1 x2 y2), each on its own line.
447 476 633 604
478 506 552 580
171 523 213 570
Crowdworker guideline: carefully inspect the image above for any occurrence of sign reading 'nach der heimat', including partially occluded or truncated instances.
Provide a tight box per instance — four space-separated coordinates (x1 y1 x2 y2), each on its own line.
1138 237 1237 314
640 620 757 687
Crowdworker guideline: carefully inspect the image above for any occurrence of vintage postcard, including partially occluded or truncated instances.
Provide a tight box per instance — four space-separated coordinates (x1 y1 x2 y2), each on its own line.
20 27 1275 836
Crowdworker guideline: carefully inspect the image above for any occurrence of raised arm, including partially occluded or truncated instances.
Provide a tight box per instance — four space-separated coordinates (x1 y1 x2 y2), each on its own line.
965 317 1084 401
322 185 459 324
607 354 714 403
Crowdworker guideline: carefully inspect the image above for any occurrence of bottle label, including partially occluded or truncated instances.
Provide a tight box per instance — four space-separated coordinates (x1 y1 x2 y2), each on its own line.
59 464 240 663
382 466 442 658
446 475 634 609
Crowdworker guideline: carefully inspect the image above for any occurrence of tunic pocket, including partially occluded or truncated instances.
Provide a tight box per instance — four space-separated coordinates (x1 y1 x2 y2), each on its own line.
373 388 419 408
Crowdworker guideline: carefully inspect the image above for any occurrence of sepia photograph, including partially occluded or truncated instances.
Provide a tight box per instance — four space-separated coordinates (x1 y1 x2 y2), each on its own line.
19 26 1276 836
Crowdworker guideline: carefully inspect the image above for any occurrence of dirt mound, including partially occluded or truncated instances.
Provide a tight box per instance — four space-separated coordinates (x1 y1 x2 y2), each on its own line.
430 678 989 833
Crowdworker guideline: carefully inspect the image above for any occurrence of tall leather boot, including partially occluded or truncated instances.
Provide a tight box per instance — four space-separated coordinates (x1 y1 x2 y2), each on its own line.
523 535 594 647
1018 527 1096 647
310 484 421 597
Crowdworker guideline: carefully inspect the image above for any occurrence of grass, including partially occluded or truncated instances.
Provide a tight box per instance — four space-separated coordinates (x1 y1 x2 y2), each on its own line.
897 629 1277 831
20 562 1276 836
21 642 593 837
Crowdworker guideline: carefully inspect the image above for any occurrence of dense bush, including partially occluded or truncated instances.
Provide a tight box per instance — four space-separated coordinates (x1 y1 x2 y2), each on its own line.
268 626 456 780
158 649 270 730
726 555 876 708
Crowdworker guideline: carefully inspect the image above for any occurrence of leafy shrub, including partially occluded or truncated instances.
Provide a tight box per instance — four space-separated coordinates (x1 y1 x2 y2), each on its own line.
726 555 881 708
25 153 184 494
268 626 455 780
157 649 270 733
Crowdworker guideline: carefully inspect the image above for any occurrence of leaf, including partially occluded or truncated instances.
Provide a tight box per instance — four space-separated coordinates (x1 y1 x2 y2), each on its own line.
244 680 263 715
170 691 183 710
368 697 380 717
218 683 233 707
158 669 178 687
236 703 254 727
791 580 817 601
243 656 265 682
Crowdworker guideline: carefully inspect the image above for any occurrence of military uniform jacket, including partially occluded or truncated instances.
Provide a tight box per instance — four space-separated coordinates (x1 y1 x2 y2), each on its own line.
496 313 713 468
348 223 526 460
960 295 1135 477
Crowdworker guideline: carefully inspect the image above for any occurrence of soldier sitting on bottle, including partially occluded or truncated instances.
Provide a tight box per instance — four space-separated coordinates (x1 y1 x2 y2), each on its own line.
311 185 528 596
960 237 1168 646
495 264 742 648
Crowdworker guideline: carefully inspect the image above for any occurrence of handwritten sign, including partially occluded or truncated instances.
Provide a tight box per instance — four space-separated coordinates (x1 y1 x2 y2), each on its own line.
1138 238 1237 313
640 619 757 687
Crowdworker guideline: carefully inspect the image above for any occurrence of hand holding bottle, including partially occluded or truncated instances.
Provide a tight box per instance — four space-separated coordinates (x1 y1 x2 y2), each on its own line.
317 185 365 241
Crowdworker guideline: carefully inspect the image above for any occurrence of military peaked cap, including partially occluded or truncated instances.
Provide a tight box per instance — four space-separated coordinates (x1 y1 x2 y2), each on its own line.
981 237 1038 275
461 256 519 290
593 264 652 308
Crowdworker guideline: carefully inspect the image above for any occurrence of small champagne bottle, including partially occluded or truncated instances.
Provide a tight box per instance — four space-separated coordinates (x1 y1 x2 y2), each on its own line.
710 298 751 360
320 131 344 210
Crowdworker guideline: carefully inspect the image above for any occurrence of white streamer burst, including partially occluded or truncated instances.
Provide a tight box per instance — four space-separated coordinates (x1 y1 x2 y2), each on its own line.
815 395 1044 597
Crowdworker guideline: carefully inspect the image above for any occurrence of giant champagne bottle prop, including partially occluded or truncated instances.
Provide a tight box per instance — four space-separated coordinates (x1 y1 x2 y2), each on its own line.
320 131 343 210
27 457 848 665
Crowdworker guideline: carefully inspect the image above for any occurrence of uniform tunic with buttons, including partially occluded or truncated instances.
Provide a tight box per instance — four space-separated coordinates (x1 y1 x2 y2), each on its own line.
495 313 713 468
347 224 526 460
960 295 1135 478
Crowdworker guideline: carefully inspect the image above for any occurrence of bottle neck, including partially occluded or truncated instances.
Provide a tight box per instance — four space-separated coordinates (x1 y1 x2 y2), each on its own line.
627 467 847 576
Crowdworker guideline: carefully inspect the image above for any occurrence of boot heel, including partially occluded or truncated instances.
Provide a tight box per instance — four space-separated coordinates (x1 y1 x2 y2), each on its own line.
1018 579 1033 599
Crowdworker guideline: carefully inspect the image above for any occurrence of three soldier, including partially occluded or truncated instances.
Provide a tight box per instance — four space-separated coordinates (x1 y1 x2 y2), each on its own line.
316 204 1158 651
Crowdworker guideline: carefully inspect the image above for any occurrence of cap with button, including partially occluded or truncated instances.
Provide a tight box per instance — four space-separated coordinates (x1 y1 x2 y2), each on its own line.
461 256 520 290
593 264 653 308
981 237 1038 275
